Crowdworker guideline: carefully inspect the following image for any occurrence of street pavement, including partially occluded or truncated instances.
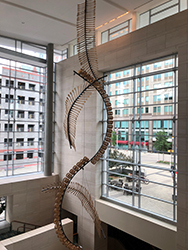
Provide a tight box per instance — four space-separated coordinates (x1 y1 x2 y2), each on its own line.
108 151 177 221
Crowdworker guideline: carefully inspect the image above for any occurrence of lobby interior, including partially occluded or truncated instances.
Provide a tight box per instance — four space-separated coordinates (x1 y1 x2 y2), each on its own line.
0 0 188 249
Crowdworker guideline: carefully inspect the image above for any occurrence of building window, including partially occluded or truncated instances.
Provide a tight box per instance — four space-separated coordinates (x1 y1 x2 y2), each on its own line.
28 97 35 105
40 112 44 120
115 82 121 87
39 138 43 146
6 80 14 88
4 154 12 161
123 109 129 115
5 94 13 103
164 93 173 100
115 110 121 115
39 124 44 131
0 52 46 177
40 98 44 106
27 151 33 159
17 111 24 118
5 110 13 118
137 108 144 114
165 72 173 79
16 152 24 160
17 96 25 104
28 125 34 132
73 45 78 56
123 89 129 94
29 84 35 91
153 74 161 81
102 55 178 222
54 48 68 62
140 0 182 28
18 82 25 89
101 19 132 44
17 124 24 132
5 124 13 132
123 99 129 105
115 90 121 95
28 138 34 146
165 81 173 87
153 95 161 102
28 111 34 119
16 138 24 147
38 152 43 158
4 138 12 147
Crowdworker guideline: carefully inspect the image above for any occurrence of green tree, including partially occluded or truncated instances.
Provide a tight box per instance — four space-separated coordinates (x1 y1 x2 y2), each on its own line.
111 131 117 146
109 149 133 168
154 129 171 161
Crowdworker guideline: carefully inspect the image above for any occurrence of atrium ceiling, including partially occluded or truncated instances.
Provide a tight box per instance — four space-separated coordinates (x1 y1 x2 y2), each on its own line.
0 0 161 46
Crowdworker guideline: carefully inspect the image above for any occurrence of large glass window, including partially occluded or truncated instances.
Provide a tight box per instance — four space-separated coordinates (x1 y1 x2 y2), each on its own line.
139 0 186 28
101 19 132 44
102 55 178 222
0 57 46 177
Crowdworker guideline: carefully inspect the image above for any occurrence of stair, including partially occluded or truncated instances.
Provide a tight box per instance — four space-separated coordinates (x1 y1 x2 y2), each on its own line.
0 230 22 240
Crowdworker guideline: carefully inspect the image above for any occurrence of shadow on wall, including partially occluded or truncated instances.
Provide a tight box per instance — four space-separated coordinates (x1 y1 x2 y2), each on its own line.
108 225 161 250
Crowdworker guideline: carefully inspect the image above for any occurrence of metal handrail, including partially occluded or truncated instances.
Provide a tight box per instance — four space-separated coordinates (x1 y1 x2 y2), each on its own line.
10 220 40 233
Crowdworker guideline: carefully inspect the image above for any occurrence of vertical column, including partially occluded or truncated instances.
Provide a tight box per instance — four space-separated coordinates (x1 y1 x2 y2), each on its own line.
44 43 53 176
131 11 137 31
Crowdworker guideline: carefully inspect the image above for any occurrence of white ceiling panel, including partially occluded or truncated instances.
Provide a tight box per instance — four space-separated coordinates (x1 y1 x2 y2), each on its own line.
0 0 167 46
0 1 76 45
96 0 125 27
2 0 80 24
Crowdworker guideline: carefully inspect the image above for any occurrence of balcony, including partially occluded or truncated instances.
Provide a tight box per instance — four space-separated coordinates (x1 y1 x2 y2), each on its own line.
17 100 25 104
18 113 24 118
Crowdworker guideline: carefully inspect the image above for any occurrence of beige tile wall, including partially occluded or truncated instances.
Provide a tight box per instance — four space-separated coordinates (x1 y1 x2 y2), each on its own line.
1 218 73 250
0 174 59 226
55 9 188 250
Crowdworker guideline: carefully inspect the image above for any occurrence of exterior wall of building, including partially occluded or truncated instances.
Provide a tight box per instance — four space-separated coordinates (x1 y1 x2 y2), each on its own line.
55 9 188 250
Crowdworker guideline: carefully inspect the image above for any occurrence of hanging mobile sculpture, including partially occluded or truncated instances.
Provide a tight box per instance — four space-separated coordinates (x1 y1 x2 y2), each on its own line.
42 0 113 249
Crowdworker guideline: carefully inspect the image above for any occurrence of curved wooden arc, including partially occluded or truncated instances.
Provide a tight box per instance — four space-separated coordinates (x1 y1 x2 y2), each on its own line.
42 181 101 237
52 77 113 249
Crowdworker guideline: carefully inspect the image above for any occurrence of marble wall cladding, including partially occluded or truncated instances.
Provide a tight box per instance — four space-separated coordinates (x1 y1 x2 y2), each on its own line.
0 174 59 226
55 9 188 250
55 55 100 249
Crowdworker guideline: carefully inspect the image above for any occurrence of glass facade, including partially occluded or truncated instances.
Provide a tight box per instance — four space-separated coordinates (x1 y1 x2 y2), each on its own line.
102 55 178 222
101 19 132 44
140 0 186 28
0 57 46 177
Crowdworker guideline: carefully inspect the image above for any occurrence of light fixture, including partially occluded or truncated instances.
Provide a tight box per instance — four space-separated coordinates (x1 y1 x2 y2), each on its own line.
95 11 129 30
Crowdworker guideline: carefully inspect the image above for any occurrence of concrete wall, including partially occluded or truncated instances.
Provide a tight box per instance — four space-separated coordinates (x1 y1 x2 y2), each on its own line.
55 9 188 250
0 218 73 250
0 173 59 226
